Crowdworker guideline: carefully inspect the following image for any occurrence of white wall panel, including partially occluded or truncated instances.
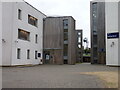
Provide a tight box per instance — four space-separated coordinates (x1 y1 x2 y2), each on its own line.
106 2 119 66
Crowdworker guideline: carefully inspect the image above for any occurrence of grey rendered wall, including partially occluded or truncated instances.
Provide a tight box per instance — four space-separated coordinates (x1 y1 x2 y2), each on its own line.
43 17 63 49
90 1 106 64
43 17 76 65
97 2 106 64
68 17 76 65
43 17 64 64
75 30 83 63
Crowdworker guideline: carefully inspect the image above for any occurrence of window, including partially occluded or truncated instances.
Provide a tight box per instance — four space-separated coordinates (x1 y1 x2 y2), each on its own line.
92 3 97 33
78 38 81 43
63 44 68 56
35 51 38 59
64 32 68 41
78 44 81 48
35 34 38 43
28 15 38 27
17 48 21 59
18 9 22 20
18 29 30 41
92 3 97 21
63 19 68 29
27 50 30 59
78 33 81 36
38 53 41 58
93 35 98 45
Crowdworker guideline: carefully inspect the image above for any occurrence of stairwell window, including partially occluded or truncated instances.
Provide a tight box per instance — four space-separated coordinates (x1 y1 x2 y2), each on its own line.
28 15 38 27
18 9 22 20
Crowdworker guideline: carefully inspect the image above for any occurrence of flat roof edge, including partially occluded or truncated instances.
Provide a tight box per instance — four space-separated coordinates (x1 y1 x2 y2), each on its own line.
46 16 75 20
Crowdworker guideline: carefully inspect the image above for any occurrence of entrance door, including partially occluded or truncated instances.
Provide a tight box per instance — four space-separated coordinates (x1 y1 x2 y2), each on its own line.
44 51 50 64
44 50 54 64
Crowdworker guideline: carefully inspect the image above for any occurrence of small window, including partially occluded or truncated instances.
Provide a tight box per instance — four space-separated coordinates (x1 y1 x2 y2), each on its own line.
17 48 21 59
35 51 38 59
35 34 38 43
18 9 22 20
18 29 30 41
38 53 41 58
27 49 30 59
28 15 38 27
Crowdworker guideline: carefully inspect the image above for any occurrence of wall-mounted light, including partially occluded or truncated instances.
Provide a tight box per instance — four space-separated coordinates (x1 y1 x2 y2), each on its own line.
2 39 6 43
111 42 115 47
15 40 18 43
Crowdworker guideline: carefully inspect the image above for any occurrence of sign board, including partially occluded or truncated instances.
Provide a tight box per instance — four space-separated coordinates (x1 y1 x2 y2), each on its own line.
99 48 105 52
46 55 50 60
107 32 119 39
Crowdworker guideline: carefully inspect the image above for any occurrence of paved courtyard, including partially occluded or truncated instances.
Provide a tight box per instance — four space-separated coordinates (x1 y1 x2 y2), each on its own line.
2 63 118 88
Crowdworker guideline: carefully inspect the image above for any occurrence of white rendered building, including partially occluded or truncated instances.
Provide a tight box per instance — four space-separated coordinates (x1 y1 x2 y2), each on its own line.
105 1 120 66
0 2 2 66
1 1 46 66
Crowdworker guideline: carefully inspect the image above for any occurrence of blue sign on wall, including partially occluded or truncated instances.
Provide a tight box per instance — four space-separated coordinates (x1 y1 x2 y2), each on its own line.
107 32 119 39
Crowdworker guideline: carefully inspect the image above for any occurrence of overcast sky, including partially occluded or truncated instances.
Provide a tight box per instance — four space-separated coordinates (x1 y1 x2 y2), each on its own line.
25 0 91 47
